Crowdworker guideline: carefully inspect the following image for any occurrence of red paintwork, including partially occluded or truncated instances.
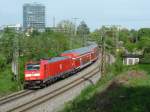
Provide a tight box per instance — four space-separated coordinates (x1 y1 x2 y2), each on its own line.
42 58 74 80
24 58 75 81
24 44 99 87
24 70 40 81
61 46 99 69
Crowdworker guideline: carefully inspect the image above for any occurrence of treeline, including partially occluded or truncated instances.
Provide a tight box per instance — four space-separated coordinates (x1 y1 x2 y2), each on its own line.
0 28 83 83
90 27 150 53
0 20 150 81
0 20 91 77
1 23 150 68
90 26 150 64
0 29 68 69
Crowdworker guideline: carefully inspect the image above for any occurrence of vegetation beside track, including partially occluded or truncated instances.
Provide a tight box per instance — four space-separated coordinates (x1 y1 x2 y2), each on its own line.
0 23 150 97
60 63 150 112
0 29 83 96
0 65 18 96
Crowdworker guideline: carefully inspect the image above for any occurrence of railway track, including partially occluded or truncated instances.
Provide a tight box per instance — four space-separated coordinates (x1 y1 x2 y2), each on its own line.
8 66 100 112
0 56 102 112
0 90 34 106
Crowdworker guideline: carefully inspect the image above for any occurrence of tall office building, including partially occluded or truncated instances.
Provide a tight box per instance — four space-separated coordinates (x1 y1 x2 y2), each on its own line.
23 3 45 31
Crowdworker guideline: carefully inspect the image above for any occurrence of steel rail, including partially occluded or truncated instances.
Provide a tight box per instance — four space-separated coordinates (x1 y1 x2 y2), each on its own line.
9 66 100 112
0 90 34 105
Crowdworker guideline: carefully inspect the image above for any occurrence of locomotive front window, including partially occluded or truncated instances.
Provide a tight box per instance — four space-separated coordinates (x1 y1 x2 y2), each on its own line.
26 64 40 70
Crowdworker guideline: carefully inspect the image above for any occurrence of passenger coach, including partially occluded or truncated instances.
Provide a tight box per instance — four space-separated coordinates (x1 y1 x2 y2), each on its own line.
24 44 99 89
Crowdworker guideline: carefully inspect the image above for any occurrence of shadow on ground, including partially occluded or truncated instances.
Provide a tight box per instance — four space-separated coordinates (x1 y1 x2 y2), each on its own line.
70 81 150 112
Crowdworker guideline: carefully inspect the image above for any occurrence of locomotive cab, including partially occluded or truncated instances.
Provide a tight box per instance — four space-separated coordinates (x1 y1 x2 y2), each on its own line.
25 64 40 78
24 63 42 89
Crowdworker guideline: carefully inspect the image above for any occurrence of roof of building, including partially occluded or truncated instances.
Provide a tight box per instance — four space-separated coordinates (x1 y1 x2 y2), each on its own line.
23 3 45 7
123 54 142 58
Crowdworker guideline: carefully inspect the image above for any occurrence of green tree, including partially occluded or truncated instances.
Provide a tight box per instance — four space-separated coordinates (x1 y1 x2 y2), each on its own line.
137 36 150 50
130 29 138 43
0 54 7 69
56 20 75 35
138 28 150 40
119 28 130 43
0 28 16 64
77 21 90 36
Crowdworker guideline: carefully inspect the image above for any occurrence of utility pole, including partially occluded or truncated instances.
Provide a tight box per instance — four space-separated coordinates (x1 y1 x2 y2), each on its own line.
100 29 106 76
112 25 121 56
99 25 121 76
116 25 121 53
100 25 121 76
83 34 86 46
53 16 56 28
12 33 21 90
70 17 80 49
72 17 80 36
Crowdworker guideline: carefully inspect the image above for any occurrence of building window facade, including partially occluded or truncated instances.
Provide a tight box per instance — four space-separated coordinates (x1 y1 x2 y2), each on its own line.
23 3 45 30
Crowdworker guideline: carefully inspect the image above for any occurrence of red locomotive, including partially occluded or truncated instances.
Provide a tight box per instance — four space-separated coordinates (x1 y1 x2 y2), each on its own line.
24 44 99 89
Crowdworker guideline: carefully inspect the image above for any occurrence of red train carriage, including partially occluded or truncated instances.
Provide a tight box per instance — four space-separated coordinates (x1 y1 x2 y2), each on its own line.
89 44 99 61
24 57 75 88
24 43 99 89
61 44 99 70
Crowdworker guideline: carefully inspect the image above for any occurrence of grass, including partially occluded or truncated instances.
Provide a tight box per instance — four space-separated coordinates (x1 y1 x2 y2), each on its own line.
100 70 150 112
59 60 125 112
60 63 150 112
138 64 150 74
0 65 18 96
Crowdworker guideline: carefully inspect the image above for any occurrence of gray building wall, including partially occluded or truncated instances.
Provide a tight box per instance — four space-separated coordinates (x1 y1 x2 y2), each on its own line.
23 3 45 30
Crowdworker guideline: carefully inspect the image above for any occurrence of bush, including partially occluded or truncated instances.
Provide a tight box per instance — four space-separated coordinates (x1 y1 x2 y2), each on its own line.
114 58 124 73
0 54 7 69
140 54 150 64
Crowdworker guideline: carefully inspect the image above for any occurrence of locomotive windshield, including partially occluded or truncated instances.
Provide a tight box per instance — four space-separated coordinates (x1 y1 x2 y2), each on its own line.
26 64 40 70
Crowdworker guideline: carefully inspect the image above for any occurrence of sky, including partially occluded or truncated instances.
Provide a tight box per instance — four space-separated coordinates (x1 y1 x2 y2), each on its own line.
0 0 150 30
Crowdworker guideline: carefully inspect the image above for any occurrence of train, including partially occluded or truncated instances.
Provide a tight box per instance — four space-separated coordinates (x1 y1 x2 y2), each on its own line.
24 43 99 89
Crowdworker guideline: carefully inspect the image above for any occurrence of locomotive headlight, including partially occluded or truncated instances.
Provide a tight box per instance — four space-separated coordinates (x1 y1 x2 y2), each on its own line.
25 73 40 77
33 73 40 76
25 74 32 77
